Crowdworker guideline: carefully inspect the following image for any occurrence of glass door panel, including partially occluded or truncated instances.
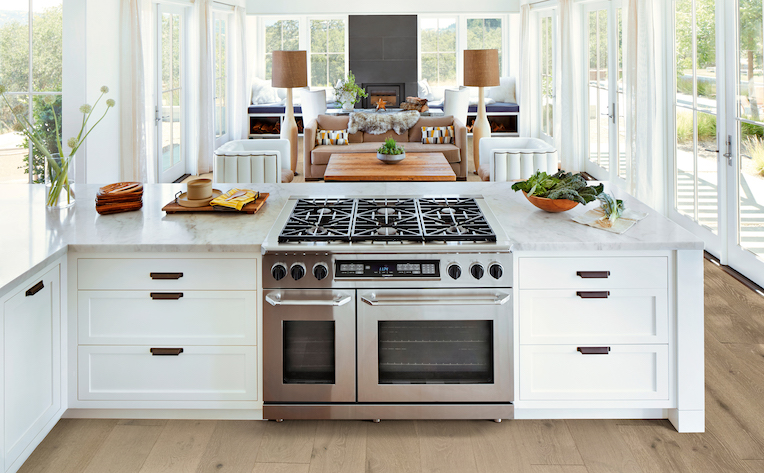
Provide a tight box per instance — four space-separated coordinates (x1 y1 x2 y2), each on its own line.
588 9 609 172
283 321 335 384
156 6 185 183
540 15 554 140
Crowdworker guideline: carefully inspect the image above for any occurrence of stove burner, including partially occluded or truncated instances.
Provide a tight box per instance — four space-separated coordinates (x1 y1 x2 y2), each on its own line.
446 225 466 235
309 226 328 236
440 207 456 218
376 207 397 219
377 227 398 236
316 207 333 219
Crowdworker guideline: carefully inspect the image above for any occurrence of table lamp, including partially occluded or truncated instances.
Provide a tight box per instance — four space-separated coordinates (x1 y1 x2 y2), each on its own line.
464 49 499 174
272 50 307 175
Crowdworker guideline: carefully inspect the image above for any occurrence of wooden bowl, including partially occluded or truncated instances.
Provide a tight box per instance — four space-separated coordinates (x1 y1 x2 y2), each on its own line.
522 191 579 212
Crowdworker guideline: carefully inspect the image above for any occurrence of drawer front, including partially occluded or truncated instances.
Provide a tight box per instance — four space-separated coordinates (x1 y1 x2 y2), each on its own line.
77 258 257 290
518 289 668 344
519 345 669 401
78 346 257 401
519 257 668 289
78 291 256 345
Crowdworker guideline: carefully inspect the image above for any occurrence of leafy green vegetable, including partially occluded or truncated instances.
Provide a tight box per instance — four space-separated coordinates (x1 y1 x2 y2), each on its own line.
597 192 625 225
511 170 603 203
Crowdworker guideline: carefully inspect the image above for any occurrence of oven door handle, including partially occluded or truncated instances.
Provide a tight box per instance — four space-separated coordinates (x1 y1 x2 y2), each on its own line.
360 292 511 306
265 293 352 307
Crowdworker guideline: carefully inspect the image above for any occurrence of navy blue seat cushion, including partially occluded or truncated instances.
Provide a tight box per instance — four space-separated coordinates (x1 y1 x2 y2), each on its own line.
428 102 520 113
248 104 302 114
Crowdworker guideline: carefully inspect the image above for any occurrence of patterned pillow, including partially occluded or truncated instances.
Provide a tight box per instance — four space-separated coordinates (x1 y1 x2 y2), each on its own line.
421 126 455 144
316 129 350 146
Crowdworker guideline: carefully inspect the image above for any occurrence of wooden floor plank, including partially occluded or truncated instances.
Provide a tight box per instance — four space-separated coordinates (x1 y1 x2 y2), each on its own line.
468 421 528 472
617 425 692 472
744 460 764 473
365 421 420 473
138 420 217 473
17 419 118 473
195 421 266 473
255 421 318 464
530 466 589 473
308 421 367 473
81 422 165 473
565 420 642 473
703 259 764 344
512 420 583 466
252 463 310 473
416 421 479 473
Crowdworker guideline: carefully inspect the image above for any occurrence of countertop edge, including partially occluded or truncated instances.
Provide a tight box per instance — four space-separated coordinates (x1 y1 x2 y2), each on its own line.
0 247 68 300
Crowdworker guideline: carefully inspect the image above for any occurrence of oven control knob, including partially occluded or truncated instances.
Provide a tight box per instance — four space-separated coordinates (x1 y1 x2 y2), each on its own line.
489 263 504 279
470 263 485 280
290 263 306 280
271 264 287 281
447 264 462 280
313 263 329 280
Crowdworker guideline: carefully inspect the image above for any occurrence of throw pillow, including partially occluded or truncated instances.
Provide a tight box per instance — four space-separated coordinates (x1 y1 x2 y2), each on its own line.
418 79 434 101
487 76 517 104
421 126 455 144
251 77 280 104
316 129 350 146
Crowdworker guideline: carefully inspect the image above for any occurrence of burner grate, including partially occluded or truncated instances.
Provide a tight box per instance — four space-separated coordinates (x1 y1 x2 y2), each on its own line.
351 198 423 242
278 198 355 242
418 198 497 242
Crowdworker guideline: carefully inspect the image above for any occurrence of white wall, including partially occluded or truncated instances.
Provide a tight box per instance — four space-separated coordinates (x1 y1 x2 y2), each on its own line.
246 0 520 14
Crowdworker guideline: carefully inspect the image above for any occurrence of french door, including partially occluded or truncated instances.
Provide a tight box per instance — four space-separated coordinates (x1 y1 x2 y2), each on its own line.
670 0 764 287
156 3 187 183
583 1 625 187
539 11 556 143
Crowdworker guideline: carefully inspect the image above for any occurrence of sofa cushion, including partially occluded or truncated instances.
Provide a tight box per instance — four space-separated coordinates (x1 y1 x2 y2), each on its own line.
409 117 455 142
362 130 409 142
316 129 350 145
316 115 362 143
311 143 383 165
281 169 295 183
399 142 461 163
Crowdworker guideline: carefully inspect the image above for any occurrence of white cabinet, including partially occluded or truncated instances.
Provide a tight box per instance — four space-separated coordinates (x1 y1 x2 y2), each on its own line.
2 264 62 473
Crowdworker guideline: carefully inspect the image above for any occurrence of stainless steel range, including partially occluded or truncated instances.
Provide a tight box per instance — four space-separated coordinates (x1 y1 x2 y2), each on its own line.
261 195 513 421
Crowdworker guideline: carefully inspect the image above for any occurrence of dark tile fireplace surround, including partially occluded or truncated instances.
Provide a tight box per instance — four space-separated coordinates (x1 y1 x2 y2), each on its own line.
348 15 417 109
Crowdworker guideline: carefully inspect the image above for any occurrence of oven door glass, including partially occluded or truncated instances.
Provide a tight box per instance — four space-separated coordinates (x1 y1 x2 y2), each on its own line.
284 320 335 384
357 289 512 403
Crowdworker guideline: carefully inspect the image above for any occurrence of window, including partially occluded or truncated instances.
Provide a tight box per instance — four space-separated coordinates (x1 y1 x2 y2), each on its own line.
214 12 229 141
540 14 554 138
0 0 63 184
420 18 457 87
467 18 503 75
264 19 299 80
309 19 345 88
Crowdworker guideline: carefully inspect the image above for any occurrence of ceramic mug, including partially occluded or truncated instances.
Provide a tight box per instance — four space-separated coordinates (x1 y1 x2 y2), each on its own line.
186 178 212 200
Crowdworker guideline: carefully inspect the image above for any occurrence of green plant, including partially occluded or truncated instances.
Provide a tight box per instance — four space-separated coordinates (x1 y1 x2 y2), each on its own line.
19 95 62 183
741 118 764 139
511 170 604 204
334 70 367 107
675 111 716 143
377 137 404 155
597 192 625 226
744 136 764 176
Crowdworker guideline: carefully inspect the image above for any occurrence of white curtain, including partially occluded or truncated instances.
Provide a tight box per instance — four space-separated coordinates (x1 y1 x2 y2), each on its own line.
118 0 152 182
558 0 583 172
519 4 534 137
231 6 249 140
624 0 666 212
189 0 215 175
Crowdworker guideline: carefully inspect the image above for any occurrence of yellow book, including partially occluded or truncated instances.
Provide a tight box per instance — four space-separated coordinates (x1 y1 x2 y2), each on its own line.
210 188 257 211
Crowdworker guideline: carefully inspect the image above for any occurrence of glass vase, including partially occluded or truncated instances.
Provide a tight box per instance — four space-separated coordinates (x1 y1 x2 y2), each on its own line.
45 153 75 209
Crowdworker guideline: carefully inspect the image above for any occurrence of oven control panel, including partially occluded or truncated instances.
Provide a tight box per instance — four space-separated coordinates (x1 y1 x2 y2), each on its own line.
335 260 440 278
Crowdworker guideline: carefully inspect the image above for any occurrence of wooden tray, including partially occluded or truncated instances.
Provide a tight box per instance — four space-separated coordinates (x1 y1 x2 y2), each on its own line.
163 192 269 214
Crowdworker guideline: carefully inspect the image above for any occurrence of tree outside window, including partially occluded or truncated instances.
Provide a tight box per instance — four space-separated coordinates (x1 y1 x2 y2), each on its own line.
467 18 502 75
310 19 345 88
264 19 299 80
214 14 228 139
420 18 457 87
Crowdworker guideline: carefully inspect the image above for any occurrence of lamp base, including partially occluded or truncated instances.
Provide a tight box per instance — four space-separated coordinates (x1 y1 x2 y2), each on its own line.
282 88 299 173
472 86 491 172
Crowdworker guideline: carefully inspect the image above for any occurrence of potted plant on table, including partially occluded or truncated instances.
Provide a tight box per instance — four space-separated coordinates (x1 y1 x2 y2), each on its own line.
334 70 367 112
376 137 406 164
1 84 115 209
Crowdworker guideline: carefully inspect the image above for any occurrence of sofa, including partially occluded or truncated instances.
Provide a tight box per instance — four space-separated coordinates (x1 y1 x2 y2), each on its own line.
303 114 468 180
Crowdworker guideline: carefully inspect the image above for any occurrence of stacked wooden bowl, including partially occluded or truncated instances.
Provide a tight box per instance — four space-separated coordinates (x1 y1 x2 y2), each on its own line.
96 182 143 215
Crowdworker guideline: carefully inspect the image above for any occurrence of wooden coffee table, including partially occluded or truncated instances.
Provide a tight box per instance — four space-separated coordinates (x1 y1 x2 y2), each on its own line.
324 152 456 182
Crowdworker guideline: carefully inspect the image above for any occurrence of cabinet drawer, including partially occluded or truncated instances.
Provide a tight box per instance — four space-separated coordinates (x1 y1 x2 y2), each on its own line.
78 291 256 345
519 345 669 401
519 257 667 289
518 289 668 344
78 346 257 401
77 258 256 290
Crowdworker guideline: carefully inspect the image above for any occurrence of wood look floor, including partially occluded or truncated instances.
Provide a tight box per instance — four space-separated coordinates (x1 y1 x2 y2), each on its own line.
19 259 764 473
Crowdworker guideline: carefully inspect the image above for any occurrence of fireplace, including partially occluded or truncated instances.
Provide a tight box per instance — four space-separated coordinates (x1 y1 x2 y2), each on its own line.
362 83 405 109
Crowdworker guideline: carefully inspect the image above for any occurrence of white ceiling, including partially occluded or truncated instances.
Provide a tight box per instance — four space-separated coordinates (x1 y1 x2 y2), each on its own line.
245 0 520 14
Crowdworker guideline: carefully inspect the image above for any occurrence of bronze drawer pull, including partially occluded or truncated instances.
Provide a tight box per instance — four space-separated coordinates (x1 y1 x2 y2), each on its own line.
150 292 184 300
577 347 611 355
25 280 44 297
576 291 610 299
150 272 184 280
150 348 184 356
576 271 610 279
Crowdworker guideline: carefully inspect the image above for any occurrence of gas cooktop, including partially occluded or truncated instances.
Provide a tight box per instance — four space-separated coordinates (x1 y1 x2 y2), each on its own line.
276 197 497 244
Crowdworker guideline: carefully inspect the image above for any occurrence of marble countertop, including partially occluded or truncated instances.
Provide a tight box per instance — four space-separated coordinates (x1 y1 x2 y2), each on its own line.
0 182 703 298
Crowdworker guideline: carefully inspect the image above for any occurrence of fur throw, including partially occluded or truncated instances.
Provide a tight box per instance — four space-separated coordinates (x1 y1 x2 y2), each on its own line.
347 111 420 135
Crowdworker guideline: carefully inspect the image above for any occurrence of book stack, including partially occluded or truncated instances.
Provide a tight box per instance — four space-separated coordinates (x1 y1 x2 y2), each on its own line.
96 182 143 215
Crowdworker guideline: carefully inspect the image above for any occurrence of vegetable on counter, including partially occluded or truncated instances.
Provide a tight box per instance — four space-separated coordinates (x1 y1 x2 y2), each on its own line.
597 192 625 227
511 170 604 204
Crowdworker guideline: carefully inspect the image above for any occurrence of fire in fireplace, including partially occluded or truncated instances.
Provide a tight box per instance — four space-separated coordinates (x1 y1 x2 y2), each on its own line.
362 83 405 109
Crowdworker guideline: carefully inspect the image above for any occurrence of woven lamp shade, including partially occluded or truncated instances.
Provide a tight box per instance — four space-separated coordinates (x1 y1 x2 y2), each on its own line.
463 49 500 87
271 50 307 88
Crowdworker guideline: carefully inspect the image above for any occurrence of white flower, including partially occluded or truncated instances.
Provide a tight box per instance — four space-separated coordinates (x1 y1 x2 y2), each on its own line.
43 95 56 105
67 137 78 149
100 86 109 93
79 104 92 114
0 84 6 94
12 122 24 132
106 99 115 108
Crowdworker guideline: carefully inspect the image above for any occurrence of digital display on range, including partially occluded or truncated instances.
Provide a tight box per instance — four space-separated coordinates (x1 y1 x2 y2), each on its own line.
335 260 440 277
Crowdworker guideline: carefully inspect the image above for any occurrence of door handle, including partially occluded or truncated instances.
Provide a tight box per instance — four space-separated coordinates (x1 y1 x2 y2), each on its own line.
360 292 510 306
150 347 184 356
150 272 184 280
265 293 351 307
577 346 610 355
25 280 44 297
576 271 610 279
150 292 184 300
576 291 610 299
